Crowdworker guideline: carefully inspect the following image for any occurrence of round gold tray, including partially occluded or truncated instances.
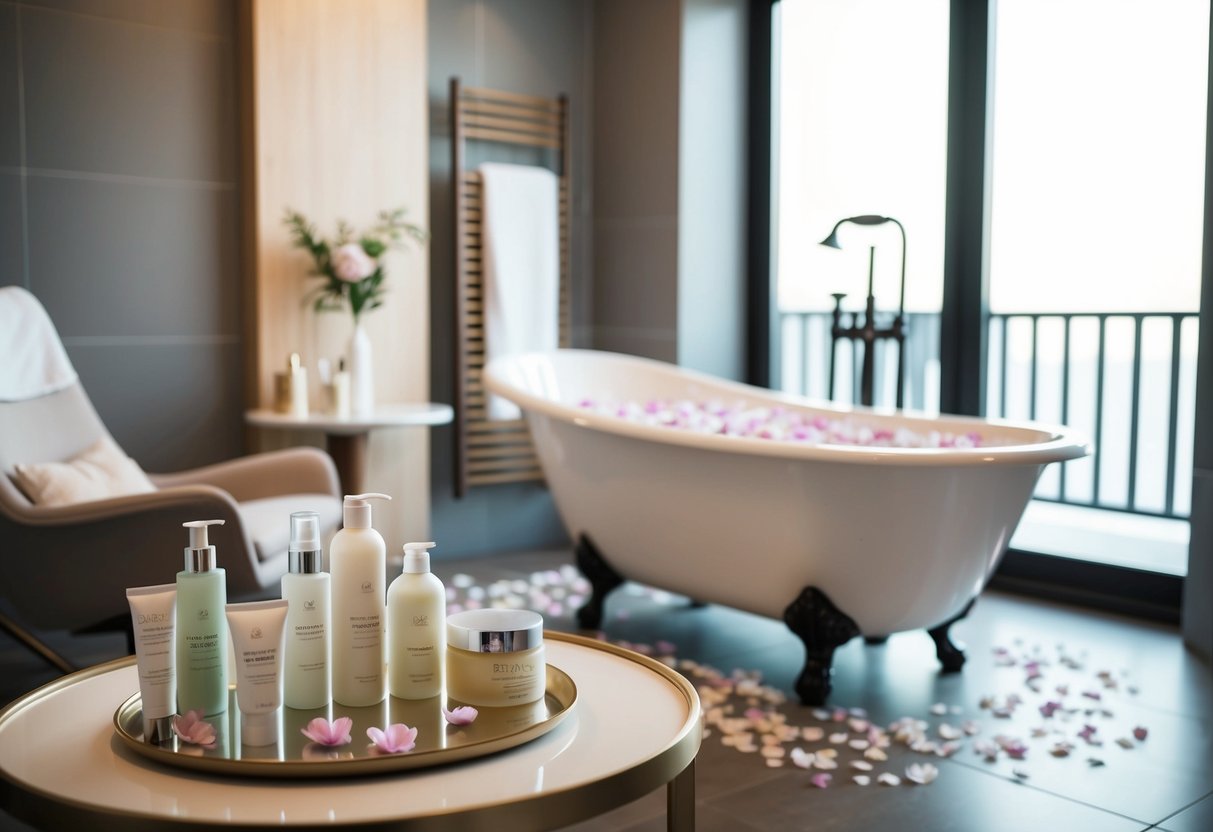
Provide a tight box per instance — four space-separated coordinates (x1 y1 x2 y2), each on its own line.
113 664 576 778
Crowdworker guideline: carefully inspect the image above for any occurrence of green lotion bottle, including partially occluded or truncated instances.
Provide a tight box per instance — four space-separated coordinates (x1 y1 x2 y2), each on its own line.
176 519 229 715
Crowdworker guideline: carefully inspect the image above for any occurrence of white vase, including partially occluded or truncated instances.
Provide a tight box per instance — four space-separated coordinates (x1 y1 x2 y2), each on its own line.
348 321 374 417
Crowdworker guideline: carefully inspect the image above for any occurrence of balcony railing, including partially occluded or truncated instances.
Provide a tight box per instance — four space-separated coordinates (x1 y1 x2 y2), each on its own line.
778 310 1199 521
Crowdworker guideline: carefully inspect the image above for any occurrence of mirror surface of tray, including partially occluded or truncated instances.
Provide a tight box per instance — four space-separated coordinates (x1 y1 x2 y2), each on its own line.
112 664 576 778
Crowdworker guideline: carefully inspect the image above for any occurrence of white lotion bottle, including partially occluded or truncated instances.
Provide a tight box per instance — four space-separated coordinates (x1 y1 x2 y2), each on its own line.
282 511 331 710
330 492 391 706
388 541 445 700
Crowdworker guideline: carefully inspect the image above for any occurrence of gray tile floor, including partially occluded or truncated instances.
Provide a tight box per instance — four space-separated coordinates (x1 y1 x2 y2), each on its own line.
2 547 1211 831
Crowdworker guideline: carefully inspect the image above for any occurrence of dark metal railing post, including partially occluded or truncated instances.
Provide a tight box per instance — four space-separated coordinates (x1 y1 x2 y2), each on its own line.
1060 315 1072 502
1127 316 1144 512
1166 318 1183 516
1094 315 1107 505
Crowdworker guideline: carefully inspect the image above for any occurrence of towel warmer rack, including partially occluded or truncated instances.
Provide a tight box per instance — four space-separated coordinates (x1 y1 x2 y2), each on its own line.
450 78 572 497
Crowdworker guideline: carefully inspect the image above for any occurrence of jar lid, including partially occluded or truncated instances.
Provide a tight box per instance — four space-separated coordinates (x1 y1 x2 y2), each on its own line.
447 609 543 653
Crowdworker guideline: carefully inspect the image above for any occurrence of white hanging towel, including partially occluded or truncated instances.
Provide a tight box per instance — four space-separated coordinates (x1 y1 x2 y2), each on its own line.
0 286 79 402
480 162 560 420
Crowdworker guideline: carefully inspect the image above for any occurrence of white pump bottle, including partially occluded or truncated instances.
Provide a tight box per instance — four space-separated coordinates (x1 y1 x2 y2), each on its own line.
281 511 331 709
329 493 391 706
388 541 445 700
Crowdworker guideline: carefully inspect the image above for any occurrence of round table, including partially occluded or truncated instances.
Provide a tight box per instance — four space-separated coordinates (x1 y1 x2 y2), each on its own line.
0 632 701 831
246 403 453 494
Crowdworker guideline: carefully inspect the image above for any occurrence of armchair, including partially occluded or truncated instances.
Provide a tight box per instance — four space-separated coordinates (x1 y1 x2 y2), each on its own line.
0 288 342 673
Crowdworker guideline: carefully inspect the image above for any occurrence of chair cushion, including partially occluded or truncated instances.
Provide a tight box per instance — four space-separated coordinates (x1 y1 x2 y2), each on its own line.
12 437 156 507
239 493 343 563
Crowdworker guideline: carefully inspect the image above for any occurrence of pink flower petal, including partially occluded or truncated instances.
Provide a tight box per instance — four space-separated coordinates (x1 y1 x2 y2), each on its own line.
810 773 832 789
367 723 418 754
172 709 217 749
301 716 353 747
443 706 479 726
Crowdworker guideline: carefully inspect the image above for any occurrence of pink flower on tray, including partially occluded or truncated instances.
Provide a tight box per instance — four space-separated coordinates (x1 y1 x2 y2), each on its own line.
442 706 479 726
331 243 377 283
301 716 353 747
367 724 418 754
172 710 217 749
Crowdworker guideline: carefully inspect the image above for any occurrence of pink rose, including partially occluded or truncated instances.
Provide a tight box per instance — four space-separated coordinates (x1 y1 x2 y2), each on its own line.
332 243 376 283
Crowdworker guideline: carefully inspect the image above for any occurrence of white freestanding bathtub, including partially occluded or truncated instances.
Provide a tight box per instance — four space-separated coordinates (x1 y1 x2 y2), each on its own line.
484 349 1089 703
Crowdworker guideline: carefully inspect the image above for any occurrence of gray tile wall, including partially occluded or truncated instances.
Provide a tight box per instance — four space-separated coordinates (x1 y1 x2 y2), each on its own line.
591 0 680 362
2 0 240 472
427 0 592 556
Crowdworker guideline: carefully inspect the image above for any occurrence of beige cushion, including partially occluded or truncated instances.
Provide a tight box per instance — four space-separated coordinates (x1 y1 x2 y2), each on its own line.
13 437 156 507
238 493 342 563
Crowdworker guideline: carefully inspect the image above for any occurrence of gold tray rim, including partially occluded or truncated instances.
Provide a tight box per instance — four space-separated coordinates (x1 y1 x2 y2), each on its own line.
111 664 577 779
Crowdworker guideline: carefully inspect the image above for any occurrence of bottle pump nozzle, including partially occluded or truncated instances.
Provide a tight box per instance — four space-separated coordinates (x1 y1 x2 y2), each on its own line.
289 511 323 574
402 541 436 574
183 519 225 572
342 493 391 529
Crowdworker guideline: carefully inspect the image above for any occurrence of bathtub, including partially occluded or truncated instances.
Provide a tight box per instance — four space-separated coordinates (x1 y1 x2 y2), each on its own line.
484 349 1089 704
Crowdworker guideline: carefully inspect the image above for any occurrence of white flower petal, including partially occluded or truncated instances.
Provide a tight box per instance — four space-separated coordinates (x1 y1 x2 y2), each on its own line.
905 763 939 785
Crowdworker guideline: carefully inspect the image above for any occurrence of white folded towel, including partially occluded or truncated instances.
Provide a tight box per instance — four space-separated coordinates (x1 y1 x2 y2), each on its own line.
480 162 560 420
0 286 79 402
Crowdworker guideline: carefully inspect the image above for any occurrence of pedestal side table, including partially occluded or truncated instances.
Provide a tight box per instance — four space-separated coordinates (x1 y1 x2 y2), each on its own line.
246 403 453 493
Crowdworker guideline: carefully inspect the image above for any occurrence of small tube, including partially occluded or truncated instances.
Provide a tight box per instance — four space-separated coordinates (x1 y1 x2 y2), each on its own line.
126 584 177 744
225 599 288 747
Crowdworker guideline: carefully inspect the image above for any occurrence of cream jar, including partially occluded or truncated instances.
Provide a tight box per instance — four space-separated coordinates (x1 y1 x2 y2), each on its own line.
445 609 545 707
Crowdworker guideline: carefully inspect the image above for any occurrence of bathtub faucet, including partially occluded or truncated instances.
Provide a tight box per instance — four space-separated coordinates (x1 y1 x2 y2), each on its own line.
821 215 907 409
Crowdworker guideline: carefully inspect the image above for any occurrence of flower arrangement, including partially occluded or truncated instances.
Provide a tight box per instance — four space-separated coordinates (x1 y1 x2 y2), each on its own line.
285 208 427 324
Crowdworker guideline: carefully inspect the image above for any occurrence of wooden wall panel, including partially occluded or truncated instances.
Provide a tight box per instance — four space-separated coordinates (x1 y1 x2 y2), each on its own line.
243 0 430 546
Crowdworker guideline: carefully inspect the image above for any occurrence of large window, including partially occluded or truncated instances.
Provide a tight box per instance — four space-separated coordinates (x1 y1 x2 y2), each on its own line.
986 0 1208 576
774 0 949 408
770 0 1210 580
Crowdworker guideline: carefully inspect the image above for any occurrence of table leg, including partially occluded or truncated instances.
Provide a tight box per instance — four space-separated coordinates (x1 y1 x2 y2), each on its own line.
666 759 695 832
326 432 369 495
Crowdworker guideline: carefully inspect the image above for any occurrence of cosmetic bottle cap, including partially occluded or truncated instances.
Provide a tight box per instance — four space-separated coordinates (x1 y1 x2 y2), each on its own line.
182 519 224 573
241 711 279 748
143 715 175 745
447 609 543 653
288 511 324 573
342 493 391 529
402 541 436 574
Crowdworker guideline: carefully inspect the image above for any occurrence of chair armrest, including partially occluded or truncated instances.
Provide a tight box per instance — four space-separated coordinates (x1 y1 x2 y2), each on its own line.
0 486 265 631
6 483 238 526
150 448 340 502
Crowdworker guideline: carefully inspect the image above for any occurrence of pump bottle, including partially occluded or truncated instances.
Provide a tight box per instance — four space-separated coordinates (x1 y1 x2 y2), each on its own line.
176 519 229 715
282 511 331 709
330 493 391 706
388 542 445 700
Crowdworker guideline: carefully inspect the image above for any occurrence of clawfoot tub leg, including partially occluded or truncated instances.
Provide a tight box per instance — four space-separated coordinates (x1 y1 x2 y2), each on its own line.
927 597 977 673
783 587 862 706
575 535 625 630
